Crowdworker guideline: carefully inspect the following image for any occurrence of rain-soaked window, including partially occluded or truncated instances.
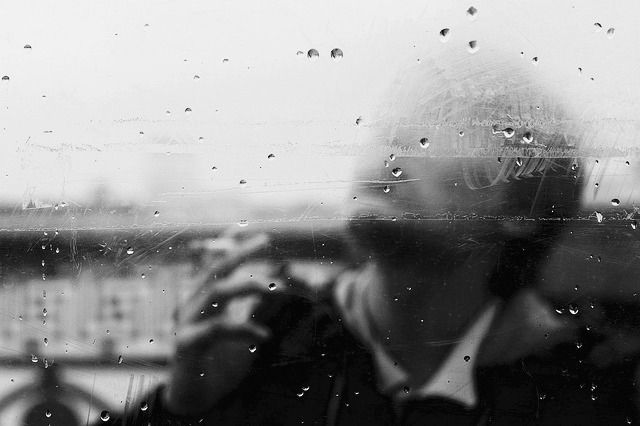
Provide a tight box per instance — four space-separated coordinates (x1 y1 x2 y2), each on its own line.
1 1 640 425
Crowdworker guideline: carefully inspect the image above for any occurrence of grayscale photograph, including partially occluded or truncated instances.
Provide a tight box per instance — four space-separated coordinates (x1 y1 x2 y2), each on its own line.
0 0 639 424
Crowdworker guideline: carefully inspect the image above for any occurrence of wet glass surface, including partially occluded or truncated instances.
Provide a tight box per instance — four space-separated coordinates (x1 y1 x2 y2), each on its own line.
1 1 640 424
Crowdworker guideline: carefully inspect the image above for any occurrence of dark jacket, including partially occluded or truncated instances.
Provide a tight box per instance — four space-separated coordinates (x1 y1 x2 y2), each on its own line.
104 287 639 425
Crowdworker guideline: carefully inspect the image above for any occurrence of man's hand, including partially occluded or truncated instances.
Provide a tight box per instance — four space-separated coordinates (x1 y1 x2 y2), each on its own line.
163 230 285 416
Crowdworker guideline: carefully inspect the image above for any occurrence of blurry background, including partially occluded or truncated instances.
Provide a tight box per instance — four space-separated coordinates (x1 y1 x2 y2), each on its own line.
0 0 639 424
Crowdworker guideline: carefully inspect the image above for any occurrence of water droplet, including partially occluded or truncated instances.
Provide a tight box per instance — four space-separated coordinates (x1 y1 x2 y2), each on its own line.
193 74 200 80
24 44 32 49
626 416 632 424
239 179 247 185
631 221 637 230
307 49 319 61
383 185 391 193
595 211 604 223
149 339 154 344
302 385 310 391
466 6 478 20
578 67 583 75
467 40 479 53
211 166 218 172
611 198 620 206
141 273 146 279
185 107 192 114
391 168 403 178
100 410 110 422
43 337 48 346
569 304 579 315
165 110 171 115
267 153 275 159
606 27 615 39
576 341 583 349
330 48 343 61
539 393 546 400
459 131 465 137
296 50 304 56
419 137 430 148
199 372 205 377
55 247 60 254
555 307 565 315
594 22 603 32
44 409 52 418
384 160 390 168
42 308 47 317
140 401 148 411
571 163 578 171
268 282 277 291
522 132 533 143
249 344 257 353
355 116 363 126
31 354 38 363
531 56 539 65
297 391 304 397
439 28 451 43
222 58 229 63
126 247 134 255
389 153 396 161
118 355 123 364
464 355 471 362
502 128 515 138
238 220 249 227
153 210 160 217
515 157 523 167
1 76 9 81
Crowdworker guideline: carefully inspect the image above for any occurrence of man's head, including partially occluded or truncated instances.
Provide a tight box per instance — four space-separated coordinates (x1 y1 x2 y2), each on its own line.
344 49 589 381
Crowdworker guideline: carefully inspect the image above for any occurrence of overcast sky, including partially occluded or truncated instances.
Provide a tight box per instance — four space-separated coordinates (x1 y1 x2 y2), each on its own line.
0 0 638 218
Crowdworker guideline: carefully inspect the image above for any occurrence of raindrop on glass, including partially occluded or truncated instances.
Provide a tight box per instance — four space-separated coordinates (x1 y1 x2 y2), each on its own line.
43 337 48 346
154 210 160 217
126 247 134 255
118 355 123 364
24 44 32 49
296 50 304 56
355 116 363 126
459 130 465 137
268 282 277 291
522 132 533 143
45 409 52 418
594 22 603 32
606 27 615 39
515 158 523 167
239 179 247 186
531 56 539 65
238 220 249 227
502 128 515 138
611 198 620 206
389 153 396 161
267 153 275 159
595 212 604 223
185 107 192 114
439 28 450 43
1 76 9 81
464 355 471 362
569 304 579 315
330 48 343 61
141 273 146 279
467 40 479 54
140 401 148 411
193 74 200 80
249 344 257 353
419 137 430 148
307 49 319 61
631 221 637 230
383 185 391 193
100 410 110 422
466 6 478 20
391 168 403 178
